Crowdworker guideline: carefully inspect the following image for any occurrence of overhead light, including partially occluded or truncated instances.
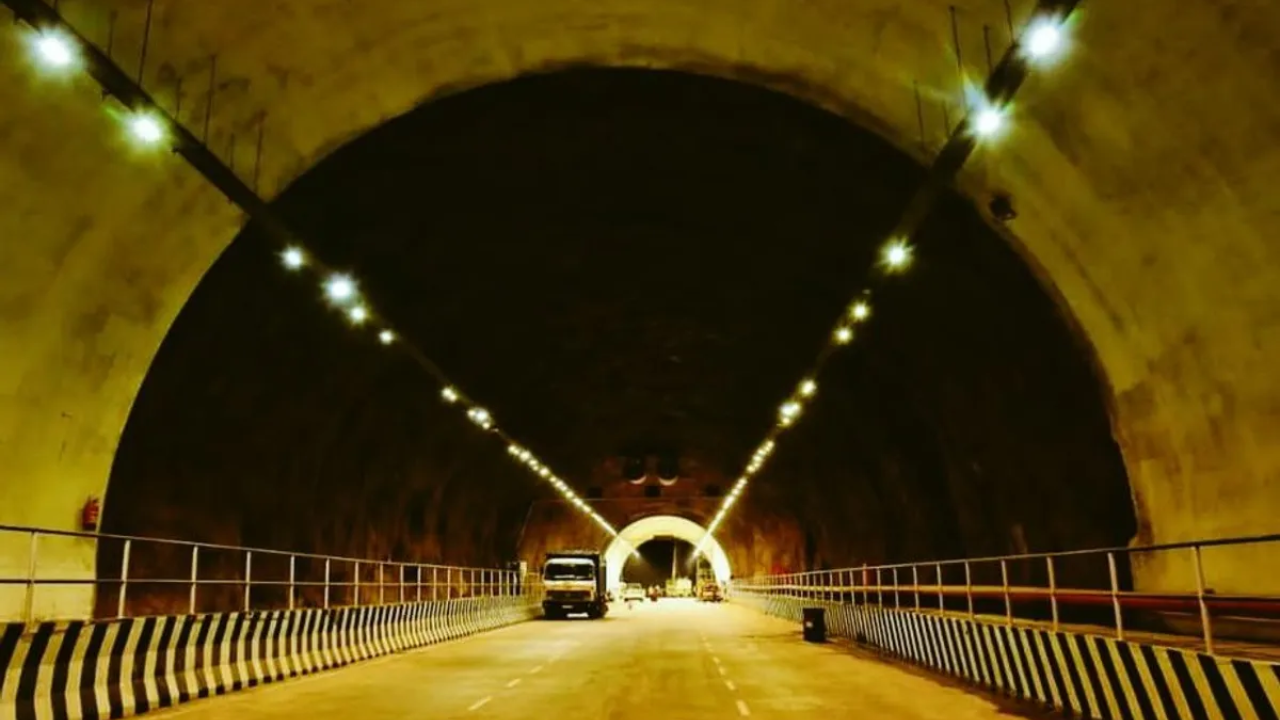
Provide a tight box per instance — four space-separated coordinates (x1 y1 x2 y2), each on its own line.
32 29 76 69
882 240 913 271
281 247 306 270
798 379 817 397
378 329 395 345
1024 19 1063 61
834 326 853 345
441 387 459 403
467 407 493 429
348 305 368 325
324 274 356 303
128 112 166 145
973 107 1004 137
850 302 871 321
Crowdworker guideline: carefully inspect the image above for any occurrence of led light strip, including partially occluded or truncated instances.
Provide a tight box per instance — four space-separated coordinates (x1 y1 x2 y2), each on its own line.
694 6 1075 557
6 6 628 544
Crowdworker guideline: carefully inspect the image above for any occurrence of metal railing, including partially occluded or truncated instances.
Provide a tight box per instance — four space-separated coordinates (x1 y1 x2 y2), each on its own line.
0 523 541 624
732 532 1280 655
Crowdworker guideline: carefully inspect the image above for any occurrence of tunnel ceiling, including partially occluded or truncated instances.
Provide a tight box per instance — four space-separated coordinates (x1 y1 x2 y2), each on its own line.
108 67 1134 569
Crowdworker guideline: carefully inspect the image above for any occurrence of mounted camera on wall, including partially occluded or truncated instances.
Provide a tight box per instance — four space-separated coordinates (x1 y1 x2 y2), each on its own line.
622 455 646 484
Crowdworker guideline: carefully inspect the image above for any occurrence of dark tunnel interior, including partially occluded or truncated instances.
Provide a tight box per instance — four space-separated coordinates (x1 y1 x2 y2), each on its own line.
101 67 1136 615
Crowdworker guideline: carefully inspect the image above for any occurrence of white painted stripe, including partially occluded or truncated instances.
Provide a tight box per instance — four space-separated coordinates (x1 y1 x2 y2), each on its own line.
66 621 99 720
1040 632 1072 711
1083 636 1122 719
1153 647 1194 720
531 665 543 674
1125 643 1169 720
1182 650 1223 718
468 696 492 711
1016 629 1046 704
736 699 751 716
1103 639 1144 720
718 665 727 676
1217 656 1260 720
141 618 164 709
1252 659 1280 713
712 656 721 665
506 678 521 688
725 680 736 691
27 627 57 720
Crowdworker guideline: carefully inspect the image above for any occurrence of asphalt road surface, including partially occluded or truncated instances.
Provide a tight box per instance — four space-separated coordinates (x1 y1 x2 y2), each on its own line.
148 599 1038 719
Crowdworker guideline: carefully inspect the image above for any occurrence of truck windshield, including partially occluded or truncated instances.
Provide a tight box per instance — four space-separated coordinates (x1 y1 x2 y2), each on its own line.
544 563 594 581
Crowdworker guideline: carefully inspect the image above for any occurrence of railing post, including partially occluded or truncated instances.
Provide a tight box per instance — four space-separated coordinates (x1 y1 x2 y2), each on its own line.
912 565 921 611
861 564 869 606
189 545 199 615
892 567 900 609
1000 559 1012 626
323 558 331 610
876 568 883 607
117 538 132 619
354 561 361 606
399 564 405 604
1193 545 1214 654
964 561 974 620
936 563 944 612
416 565 423 603
1107 552 1123 640
378 563 385 605
288 555 296 611
1046 556 1059 631
446 567 452 600
23 532 38 624
433 567 439 601
243 550 252 612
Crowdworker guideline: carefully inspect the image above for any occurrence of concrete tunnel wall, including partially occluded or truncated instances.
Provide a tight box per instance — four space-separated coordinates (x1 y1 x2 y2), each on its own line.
2 0 1279 617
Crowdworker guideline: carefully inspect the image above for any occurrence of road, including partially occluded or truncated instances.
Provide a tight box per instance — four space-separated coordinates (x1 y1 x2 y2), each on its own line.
149 600 1039 719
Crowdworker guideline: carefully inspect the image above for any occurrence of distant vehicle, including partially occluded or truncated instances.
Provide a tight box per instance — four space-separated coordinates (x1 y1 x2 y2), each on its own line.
542 551 609 619
622 583 646 602
698 583 723 602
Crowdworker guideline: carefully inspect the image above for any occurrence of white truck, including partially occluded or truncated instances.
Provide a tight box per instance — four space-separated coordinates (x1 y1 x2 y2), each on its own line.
542 550 609 619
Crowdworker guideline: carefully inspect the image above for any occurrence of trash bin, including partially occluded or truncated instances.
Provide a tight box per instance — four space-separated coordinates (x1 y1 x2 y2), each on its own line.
802 607 826 643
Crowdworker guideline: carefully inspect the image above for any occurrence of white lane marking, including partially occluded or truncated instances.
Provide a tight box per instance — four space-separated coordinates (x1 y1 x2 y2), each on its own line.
531 665 544 674
736 699 751 716
718 666 727 676
712 656 721 665
724 680 737 691
506 678 522 688
468 697 492 711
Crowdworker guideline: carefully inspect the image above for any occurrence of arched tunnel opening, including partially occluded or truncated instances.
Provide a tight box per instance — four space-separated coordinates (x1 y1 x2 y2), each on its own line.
96 66 1135 622
619 538 700 590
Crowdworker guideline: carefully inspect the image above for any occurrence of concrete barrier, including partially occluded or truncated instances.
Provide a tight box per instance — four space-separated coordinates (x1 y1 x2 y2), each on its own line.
737 593 1280 718
0 596 539 720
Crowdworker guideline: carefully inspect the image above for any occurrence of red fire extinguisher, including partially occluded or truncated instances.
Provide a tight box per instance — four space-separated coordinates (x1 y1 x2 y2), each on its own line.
81 497 101 531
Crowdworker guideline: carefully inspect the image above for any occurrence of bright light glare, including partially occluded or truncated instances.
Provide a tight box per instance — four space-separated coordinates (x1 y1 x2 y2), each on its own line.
799 379 817 397
974 107 1004 137
281 247 305 270
129 113 166 145
834 326 853 344
324 274 356 303
468 407 493 429
1025 20 1063 60
441 386 459 403
378 329 395 345
882 241 912 271
33 31 76 68
850 302 871 321
348 305 368 324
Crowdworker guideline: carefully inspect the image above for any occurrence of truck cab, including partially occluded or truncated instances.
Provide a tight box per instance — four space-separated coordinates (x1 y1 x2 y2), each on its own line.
542 551 609 619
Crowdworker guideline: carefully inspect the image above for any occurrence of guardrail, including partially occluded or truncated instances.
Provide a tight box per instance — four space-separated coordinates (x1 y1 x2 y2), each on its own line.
732 532 1280 655
0 523 539 623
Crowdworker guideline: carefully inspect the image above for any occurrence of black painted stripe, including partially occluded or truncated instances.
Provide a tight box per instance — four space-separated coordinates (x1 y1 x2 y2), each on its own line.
1019 629 1052 705
106 619 136 719
49 621 83 720
15 622 56 720
1089 636 1131 720
226 613 247 691
297 611 312 675
1040 631 1073 713
272 611 290 679
256 612 276 682
128 617 158 715
192 614 215 699
1166 650 1210 720
1232 660 1279 720
938 618 960 677
983 625 1006 691
1072 634 1110 719
0 622 23 698
172 616 196 703
242 613 261 686
1196 654 1242 720
1137 644 1180 720
79 621 110 720
946 619 970 680
1115 641 1156 720
998 627 1025 700
153 616 177 709
915 615 939 670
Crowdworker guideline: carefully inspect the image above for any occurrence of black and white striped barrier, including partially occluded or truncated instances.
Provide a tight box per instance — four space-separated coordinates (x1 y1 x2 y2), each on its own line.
737 593 1280 719
0 596 539 720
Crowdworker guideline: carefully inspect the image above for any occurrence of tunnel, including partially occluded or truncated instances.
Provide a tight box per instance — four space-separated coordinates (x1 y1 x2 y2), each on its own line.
2 0 1280 717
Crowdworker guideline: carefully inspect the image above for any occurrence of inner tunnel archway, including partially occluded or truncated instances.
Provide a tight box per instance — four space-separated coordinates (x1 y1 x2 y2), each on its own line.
604 516 731 592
